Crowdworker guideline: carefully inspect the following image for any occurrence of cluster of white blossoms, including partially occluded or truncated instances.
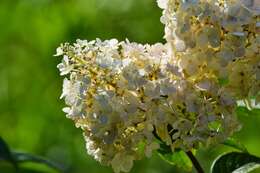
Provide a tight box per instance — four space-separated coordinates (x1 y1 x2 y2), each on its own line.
160 0 259 100
56 0 259 172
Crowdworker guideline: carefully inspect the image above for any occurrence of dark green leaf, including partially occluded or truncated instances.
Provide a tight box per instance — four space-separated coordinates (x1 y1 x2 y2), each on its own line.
12 152 67 173
222 138 248 153
211 152 260 173
157 141 172 154
0 137 17 169
0 137 66 172
0 162 50 173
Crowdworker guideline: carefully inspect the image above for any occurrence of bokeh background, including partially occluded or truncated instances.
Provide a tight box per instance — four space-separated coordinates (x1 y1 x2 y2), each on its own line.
0 0 260 173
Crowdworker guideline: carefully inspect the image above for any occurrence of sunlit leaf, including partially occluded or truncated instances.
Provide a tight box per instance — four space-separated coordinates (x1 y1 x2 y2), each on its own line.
233 163 260 173
157 143 192 171
211 152 260 173
158 150 192 171
222 138 248 153
236 106 260 117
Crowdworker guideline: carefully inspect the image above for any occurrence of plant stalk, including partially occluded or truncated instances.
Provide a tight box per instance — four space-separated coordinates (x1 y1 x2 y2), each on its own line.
186 151 205 173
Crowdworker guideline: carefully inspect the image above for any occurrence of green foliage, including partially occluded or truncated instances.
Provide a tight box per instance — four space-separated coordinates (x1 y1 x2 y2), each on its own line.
222 138 248 153
157 142 192 172
0 137 17 169
211 152 260 173
236 107 260 117
158 150 192 172
0 137 65 173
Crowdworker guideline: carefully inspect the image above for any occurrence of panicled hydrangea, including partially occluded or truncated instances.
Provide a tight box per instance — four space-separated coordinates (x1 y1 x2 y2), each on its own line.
55 0 259 172
159 0 259 100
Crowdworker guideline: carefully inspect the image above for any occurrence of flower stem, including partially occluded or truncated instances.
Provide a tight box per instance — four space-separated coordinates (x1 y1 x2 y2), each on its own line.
186 151 204 173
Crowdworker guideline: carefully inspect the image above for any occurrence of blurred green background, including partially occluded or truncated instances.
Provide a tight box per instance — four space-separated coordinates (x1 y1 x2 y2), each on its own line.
0 0 260 173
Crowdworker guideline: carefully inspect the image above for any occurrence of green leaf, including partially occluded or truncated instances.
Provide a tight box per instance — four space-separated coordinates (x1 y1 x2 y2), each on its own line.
157 143 192 171
0 137 17 169
236 106 260 117
211 152 260 173
0 137 66 173
13 152 67 173
218 77 229 86
233 163 260 173
222 138 248 153
0 162 52 173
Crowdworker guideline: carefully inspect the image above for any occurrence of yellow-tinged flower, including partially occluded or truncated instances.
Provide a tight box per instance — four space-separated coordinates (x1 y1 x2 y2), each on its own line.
55 0 259 172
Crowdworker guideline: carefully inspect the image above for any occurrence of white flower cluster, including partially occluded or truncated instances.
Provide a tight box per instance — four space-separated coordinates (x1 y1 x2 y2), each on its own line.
159 0 260 101
56 0 259 172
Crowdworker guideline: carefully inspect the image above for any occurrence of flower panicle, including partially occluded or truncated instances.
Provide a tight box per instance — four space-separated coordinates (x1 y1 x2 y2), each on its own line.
56 0 259 172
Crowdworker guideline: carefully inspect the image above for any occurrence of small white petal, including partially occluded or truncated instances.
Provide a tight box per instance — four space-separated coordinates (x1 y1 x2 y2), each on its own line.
157 0 168 9
138 69 146 76
60 78 70 99
174 40 186 52
231 32 245 36
54 47 63 56
62 107 71 113
122 58 132 67
196 80 211 91
256 22 260 27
